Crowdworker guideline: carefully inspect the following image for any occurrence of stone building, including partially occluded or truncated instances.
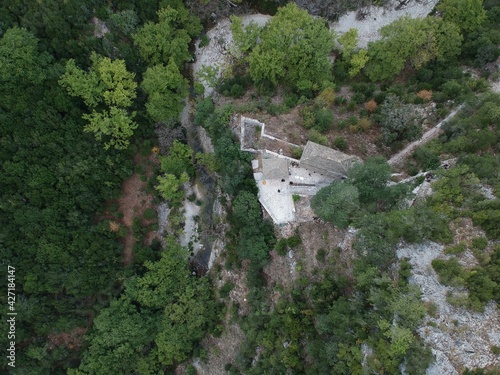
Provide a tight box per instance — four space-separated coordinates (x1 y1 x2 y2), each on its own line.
299 141 361 178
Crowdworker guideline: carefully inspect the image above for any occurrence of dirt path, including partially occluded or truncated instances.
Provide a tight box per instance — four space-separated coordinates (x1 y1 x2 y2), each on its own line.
388 104 463 168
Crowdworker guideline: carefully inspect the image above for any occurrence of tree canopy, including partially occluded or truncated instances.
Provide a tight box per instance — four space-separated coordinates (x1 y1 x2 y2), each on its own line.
59 53 138 149
133 5 201 66
141 59 189 123
365 16 462 81
246 3 335 92
437 0 487 33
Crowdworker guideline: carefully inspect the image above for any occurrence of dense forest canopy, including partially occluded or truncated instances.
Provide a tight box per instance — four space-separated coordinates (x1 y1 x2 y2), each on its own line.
1 0 500 374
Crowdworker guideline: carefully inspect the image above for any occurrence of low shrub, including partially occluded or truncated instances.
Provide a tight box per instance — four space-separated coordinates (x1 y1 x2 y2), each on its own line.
431 258 466 286
333 137 348 151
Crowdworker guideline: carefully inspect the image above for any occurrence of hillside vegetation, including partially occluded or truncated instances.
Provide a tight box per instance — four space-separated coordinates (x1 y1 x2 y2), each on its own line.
1 0 499 374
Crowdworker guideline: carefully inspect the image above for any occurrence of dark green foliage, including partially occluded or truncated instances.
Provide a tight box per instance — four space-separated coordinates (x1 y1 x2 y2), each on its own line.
348 156 392 204
0 24 137 374
432 258 466 286
232 191 273 267
218 75 252 98
194 97 215 125
312 182 360 228
77 239 220 373
143 208 157 221
412 145 441 171
220 282 235 298
333 136 348 151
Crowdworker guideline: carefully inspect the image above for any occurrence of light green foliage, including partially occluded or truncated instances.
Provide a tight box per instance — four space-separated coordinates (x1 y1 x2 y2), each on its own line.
338 29 358 58
311 182 360 228
155 172 189 204
59 53 138 149
133 5 201 65
141 60 188 122
365 16 462 81
437 0 487 33
82 107 138 150
349 50 369 77
60 53 137 108
160 140 194 178
248 3 335 92
390 286 426 329
0 27 50 85
230 16 262 55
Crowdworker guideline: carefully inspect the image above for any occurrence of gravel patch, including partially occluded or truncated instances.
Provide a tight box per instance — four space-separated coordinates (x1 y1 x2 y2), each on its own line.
331 0 439 48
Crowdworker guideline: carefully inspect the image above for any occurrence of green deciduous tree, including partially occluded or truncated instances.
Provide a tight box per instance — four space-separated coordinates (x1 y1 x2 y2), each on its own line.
159 140 194 178
337 28 358 58
0 27 51 85
155 172 189 204
59 52 138 149
349 50 369 77
78 297 156 375
365 16 462 81
230 15 262 56
82 107 138 150
437 0 487 33
347 156 392 205
133 5 201 66
311 182 360 228
141 59 188 123
247 3 335 92
60 53 137 108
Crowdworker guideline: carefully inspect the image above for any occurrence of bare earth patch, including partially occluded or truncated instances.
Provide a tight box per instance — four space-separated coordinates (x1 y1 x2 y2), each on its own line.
117 153 159 265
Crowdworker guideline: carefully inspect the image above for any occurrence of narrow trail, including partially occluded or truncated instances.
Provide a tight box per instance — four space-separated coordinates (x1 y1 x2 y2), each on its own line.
388 104 464 168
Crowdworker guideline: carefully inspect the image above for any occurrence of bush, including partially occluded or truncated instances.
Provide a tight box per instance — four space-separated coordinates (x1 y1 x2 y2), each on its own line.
472 237 488 251
444 242 466 255
315 87 335 107
284 93 299 108
199 33 210 47
287 234 301 248
333 137 348 151
143 208 157 221
431 258 466 286
275 238 288 255
412 145 441 170
194 98 215 125
316 248 326 262
308 129 328 145
291 146 303 159
230 83 244 98
379 94 422 146
220 282 235 298
334 96 348 106
314 108 334 132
